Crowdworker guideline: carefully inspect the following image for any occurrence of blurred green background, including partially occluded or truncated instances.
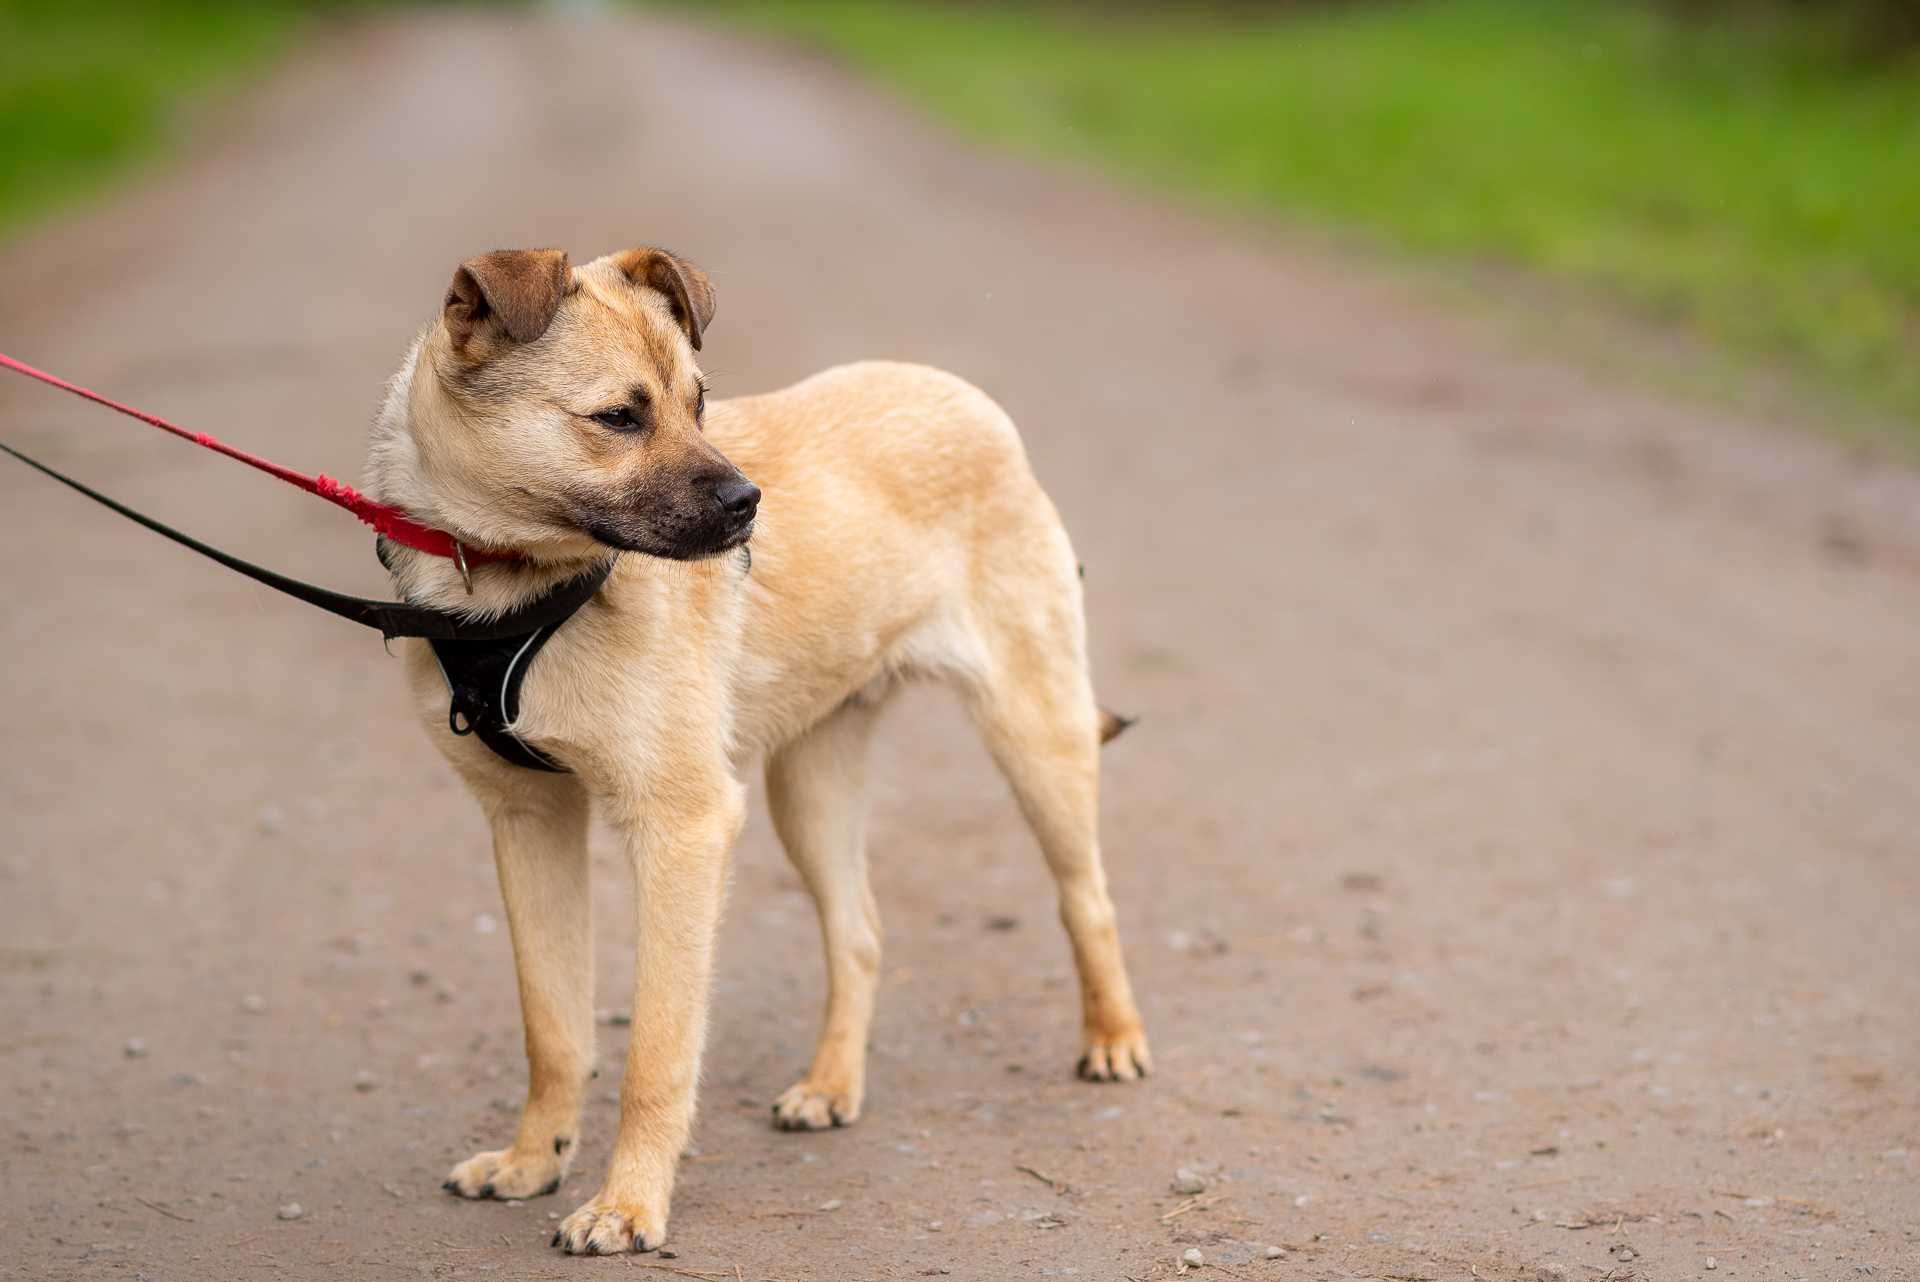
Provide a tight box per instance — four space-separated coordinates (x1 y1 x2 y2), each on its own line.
3 0 1916 437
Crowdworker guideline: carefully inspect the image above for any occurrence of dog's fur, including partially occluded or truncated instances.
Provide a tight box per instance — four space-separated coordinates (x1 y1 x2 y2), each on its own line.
367 247 1148 1255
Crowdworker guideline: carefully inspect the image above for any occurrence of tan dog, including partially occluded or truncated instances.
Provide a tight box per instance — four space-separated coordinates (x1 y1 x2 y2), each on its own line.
367 246 1149 1255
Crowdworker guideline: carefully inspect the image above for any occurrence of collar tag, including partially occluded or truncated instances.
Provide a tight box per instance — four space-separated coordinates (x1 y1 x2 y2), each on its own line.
453 542 474 594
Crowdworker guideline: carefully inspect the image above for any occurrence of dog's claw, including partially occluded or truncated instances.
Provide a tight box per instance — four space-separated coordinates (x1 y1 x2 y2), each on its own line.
771 1080 862 1130
554 1198 666 1256
446 1147 568 1201
1076 1030 1152 1083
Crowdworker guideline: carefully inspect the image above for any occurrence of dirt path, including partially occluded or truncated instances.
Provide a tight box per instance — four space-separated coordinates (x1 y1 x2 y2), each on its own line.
3 10 1916 1281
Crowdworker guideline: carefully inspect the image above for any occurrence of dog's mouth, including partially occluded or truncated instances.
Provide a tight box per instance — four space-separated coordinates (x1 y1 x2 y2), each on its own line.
692 518 755 560
581 513 753 562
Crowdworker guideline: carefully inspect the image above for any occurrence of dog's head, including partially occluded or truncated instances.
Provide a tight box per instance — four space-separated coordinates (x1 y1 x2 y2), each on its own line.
378 246 757 562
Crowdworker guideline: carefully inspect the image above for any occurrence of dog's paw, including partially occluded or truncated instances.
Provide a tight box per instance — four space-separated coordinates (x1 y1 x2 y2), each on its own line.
1076 1025 1152 1083
553 1190 666 1255
771 1078 861 1131
442 1146 566 1201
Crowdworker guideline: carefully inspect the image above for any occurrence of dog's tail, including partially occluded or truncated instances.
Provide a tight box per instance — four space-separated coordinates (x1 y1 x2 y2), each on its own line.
1098 706 1136 746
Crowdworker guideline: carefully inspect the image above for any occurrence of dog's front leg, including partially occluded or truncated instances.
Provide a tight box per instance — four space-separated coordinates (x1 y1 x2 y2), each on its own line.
556 777 744 1255
445 774 594 1201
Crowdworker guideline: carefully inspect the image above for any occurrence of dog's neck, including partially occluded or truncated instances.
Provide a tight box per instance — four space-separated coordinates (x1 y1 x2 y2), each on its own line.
366 333 617 622
378 539 615 622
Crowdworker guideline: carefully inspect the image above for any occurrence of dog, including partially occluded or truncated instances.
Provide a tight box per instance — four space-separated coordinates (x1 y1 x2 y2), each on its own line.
365 246 1149 1254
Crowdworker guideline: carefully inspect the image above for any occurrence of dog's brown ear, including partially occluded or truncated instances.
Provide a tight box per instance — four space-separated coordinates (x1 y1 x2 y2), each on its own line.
443 249 571 349
614 248 714 351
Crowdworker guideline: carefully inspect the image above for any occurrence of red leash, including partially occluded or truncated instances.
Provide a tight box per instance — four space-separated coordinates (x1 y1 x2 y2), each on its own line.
0 350 514 565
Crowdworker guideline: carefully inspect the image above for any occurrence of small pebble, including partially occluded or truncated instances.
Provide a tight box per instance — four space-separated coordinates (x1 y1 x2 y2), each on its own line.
124 1038 147 1059
1171 1167 1208 1196
1167 927 1230 957
277 1202 304 1221
817 1198 842 1212
240 995 267 1015
1706 1259 1718 1271
1615 1248 1636 1262
351 1071 379 1093
926 1220 943 1231
1263 1245 1284 1259
1182 1247 1205 1267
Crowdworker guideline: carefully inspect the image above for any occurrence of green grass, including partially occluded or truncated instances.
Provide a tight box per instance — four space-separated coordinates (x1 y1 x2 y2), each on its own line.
7 1 1916 434
0 1 319 235
707 0 1920 435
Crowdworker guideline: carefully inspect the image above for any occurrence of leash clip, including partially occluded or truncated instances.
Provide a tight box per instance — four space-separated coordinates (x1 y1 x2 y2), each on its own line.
452 541 474 594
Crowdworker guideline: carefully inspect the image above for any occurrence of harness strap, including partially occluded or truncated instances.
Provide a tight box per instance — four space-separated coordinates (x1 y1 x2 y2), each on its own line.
431 624 569 772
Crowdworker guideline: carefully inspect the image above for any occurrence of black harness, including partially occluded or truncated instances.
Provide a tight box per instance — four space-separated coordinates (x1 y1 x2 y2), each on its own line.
3 439 610 774
422 569 610 773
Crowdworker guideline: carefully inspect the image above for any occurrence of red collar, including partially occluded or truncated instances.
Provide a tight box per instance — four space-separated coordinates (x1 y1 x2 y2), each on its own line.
0 351 521 566
312 474 520 565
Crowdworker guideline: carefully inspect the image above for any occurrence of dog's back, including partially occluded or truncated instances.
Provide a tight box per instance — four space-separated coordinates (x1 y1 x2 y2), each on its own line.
706 360 1092 755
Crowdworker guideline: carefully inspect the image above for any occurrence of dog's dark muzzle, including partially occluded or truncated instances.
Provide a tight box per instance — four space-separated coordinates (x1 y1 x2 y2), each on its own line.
582 472 759 561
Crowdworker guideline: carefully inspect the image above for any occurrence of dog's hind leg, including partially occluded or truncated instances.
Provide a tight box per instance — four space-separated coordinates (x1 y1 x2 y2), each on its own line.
444 773 595 1200
765 697 885 1130
967 585 1150 1082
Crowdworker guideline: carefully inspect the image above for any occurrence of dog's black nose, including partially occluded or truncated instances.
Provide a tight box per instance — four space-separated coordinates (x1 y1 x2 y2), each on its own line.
715 477 760 519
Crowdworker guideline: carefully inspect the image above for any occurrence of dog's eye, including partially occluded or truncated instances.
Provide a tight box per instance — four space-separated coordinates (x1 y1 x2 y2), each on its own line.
694 384 706 421
591 406 641 431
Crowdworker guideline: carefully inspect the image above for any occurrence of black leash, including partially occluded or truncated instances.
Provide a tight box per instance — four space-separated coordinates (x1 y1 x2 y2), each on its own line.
1 439 613 642
5 437 619 774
